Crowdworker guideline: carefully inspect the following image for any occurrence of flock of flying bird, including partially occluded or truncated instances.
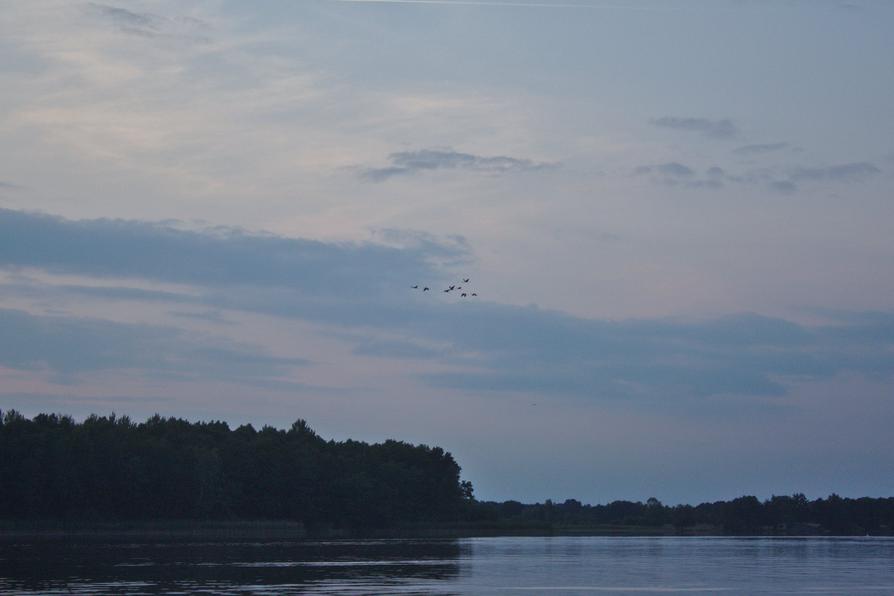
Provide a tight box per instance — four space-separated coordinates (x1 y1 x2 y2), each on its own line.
412 278 478 298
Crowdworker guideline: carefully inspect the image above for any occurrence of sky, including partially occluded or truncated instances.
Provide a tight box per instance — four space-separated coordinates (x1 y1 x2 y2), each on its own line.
1 0 893 505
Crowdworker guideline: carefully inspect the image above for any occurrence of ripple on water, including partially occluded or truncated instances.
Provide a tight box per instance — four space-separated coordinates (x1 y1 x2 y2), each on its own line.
2 537 894 595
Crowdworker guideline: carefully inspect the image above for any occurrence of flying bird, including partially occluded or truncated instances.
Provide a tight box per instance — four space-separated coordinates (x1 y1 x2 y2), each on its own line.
449 285 455 290
423 287 430 291
461 293 467 297
471 293 478 296
411 285 419 289
463 278 470 283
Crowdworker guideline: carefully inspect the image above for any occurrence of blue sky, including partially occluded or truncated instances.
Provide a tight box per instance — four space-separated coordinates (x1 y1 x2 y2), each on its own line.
1 0 893 504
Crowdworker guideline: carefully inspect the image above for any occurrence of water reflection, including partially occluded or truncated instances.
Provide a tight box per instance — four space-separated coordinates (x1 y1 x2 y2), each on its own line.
2 536 894 594
0 539 463 594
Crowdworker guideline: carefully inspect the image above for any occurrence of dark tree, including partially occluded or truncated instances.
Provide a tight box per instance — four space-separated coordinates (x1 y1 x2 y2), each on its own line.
0 410 469 530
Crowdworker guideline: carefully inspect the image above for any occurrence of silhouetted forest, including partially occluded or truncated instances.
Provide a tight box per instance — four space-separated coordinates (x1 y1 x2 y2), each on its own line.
2 411 892 536
0 411 468 529
469 494 894 536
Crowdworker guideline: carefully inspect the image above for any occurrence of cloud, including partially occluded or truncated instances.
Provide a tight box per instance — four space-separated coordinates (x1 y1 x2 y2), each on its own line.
416 309 894 401
634 162 723 189
768 180 798 194
635 160 881 194
0 208 465 296
0 392 173 406
212 284 893 402
88 3 164 32
732 142 789 156
788 162 880 182
761 162 881 194
362 148 555 181
3 208 893 405
353 338 444 359
657 162 694 177
651 117 738 139
58 284 195 304
0 308 307 386
686 179 724 189
168 310 234 325
634 162 695 177
370 228 471 259
86 3 209 39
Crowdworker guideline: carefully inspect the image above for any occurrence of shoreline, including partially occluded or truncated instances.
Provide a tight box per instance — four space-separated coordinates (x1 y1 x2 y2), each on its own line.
3 520 886 542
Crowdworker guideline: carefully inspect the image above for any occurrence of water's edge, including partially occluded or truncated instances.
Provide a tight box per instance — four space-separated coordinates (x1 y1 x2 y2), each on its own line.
3 519 884 542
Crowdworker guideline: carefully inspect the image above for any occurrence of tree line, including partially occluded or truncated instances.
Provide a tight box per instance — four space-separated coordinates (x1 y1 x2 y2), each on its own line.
2 411 892 535
469 494 894 535
0 410 468 529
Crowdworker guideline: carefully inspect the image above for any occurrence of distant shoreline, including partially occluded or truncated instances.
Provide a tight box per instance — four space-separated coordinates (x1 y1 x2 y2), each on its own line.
2 520 889 542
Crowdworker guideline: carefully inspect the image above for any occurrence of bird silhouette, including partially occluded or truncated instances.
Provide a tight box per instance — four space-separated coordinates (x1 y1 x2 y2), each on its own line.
463 278 470 283
411 283 475 297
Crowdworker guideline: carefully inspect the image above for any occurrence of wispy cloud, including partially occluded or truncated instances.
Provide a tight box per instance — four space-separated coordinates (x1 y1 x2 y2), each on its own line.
768 180 797 194
362 148 555 181
86 3 209 39
732 142 789 155
353 338 445 359
634 160 881 194
635 162 695 177
634 162 723 189
651 117 739 139
788 162 880 182
168 309 234 325
762 162 881 194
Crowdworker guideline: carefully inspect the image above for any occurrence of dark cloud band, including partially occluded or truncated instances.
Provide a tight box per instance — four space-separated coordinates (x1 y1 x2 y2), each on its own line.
362 148 554 181
3 207 893 403
651 117 738 139
0 208 462 295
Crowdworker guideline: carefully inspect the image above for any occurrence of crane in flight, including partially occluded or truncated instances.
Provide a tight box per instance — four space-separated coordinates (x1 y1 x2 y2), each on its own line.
412 277 479 299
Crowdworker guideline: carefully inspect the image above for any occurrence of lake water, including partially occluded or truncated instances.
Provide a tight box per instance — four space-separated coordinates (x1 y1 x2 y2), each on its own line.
2 536 893 594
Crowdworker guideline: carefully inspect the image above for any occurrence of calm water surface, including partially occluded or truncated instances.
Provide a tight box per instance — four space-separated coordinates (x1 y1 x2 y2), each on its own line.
1 536 893 595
